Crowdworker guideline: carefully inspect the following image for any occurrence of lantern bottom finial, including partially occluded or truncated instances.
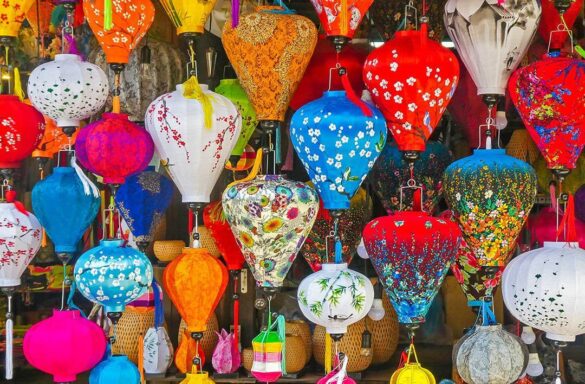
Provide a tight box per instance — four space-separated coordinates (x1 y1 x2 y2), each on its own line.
481 94 500 109
106 311 123 325
552 168 571 179
330 333 344 342
328 36 350 53
402 150 421 163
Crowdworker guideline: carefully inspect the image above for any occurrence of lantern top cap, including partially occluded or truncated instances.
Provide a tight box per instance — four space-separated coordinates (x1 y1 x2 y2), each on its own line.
55 54 81 62
52 308 82 319
99 239 125 247
321 263 348 272
323 90 346 97
475 324 503 331
53 167 75 174
543 241 581 249
388 210 430 218
472 148 506 156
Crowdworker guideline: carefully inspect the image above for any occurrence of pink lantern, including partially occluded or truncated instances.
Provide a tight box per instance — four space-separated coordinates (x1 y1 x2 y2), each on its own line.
530 207 585 249
23 309 107 383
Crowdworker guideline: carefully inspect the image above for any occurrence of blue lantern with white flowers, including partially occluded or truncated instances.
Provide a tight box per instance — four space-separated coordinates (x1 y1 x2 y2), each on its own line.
290 90 387 211
89 355 140 384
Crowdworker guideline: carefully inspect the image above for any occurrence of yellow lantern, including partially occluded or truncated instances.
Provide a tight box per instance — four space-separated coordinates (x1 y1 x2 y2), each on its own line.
0 0 35 38
159 0 217 36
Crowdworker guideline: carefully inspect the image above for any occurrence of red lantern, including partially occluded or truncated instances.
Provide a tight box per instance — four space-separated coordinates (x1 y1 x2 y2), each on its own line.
530 207 585 248
310 0 373 48
0 96 45 169
203 200 245 271
363 23 459 155
75 113 154 184
538 0 583 50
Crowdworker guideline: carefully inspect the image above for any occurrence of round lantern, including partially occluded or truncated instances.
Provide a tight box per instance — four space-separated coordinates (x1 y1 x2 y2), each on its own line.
28 54 109 130
145 78 242 203
291 90 387 211
23 309 107 383
298 263 374 335
32 165 100 256
74 239 153 318
180 371 216 384
89 355 140 384
455 325 528 384
443 149 537 267
0 95 45 169
310 0 372 50
363 22 459 156
502 242 585 342
222 175 319 288
530 207 585 249
363 211 461 324
76 113 154 184
538 0 583 50
0 0 35 38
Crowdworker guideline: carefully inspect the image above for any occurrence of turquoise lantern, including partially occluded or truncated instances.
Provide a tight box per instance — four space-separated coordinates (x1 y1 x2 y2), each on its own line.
89 355 140 384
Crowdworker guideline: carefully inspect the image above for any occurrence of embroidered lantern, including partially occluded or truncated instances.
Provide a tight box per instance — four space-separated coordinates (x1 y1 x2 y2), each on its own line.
89 355 140 384
145 77 241 203
538 0 583 50
290 90 387 211
363 22 459 156
76 113 154 184
443 149 537 267
222 175 319 288
23 309 107 383
0 0 35 38
363 211 461 324
309 0 372 50
502 242 585 342
143 282 174 374
0 95 45 169
158 0 217 36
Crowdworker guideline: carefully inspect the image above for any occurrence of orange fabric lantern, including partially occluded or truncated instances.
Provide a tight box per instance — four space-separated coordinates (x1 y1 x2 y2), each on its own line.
222 6 318 123
83 0 154 64
26 0 53 38
0 0 35 38
32 116 77 159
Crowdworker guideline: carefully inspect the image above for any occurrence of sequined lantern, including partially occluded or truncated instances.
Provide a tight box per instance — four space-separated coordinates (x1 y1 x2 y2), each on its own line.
363 211 461 324
309 0 372 49
363 23 459 155
76 113 154 184
158 0 217 36
502 242 585 342
538 0 583 50
89 355 140 384
145 78 242 203
443 149 537 267
297 263 374 335
509 54 585 175
222 175 319 288
0 0 35 38
203 200 245 271
291 90 387 210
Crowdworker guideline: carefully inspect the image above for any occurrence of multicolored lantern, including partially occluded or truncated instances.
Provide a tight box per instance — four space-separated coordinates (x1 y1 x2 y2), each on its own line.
363 22 459 156
23 309 107 383
0 0 35 38
222 175 319 288
89 355 140 384
145 77 242 203
509 53 585 175
76 113 154 184
538 0 583 50
309 0 372 50
443 149 537 267
158 0 217 36
363 211 461 324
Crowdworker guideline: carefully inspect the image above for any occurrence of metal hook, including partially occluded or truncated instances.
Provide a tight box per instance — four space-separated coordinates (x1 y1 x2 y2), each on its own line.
404 1 418 31
327 63 343 91
548 21 574 54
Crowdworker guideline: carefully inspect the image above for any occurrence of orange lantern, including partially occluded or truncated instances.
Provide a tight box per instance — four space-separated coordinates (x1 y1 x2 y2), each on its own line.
26 0 54 39
32 116 77 160
0 0 36 38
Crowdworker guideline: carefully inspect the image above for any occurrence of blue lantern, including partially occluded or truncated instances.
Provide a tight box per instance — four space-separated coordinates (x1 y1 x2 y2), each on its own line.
89 355 140 384
290 90 387 211
74 239 153 317
114 168 174 249
32 165 100 256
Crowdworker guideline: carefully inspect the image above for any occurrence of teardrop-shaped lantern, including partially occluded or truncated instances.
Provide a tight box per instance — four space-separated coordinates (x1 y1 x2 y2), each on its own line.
363 211 461 324
0 0 36 38
538 0 583 50
158 0 217 37
310 0 372 50
89 355 141 384
363 22 459 156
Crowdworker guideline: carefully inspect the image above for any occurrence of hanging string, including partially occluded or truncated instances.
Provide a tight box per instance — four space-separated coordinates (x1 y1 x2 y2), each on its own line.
108 195 115 239
324 333 332 373
112 73 121 113
232 274 240 352
5 293 13 380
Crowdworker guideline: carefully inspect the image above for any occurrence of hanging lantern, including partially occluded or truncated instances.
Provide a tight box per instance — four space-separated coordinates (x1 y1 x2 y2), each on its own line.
390 343 435 384
143 282 174 375
538 0 583 51
114 168 174 251
0 0 36 38
301 187 372 272
444 0 541 106
76 113 154 184
0 95 45 169
363 22 459 157
530 207 585 248
26 0 54 39
370 140 452 214
89 355 140 384
32 164 100 257
291 90 387 211
158 0 217 37
297 262 374 335
32 117 78 160
509 54 585 176
222 6 318 128
443 149 537 267
362 211 461 325
28 54 109 132
145 77 242 203
23 309 107 383
502 242 585 342
222 175 319 288
202 200 245 271
179 371 216 384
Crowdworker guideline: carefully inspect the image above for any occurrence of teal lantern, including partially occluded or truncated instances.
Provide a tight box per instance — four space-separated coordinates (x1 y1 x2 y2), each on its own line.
89 355 140 384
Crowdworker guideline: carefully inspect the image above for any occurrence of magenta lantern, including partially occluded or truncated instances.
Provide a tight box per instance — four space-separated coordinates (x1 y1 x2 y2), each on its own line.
75 113 154 184
23 309 107 383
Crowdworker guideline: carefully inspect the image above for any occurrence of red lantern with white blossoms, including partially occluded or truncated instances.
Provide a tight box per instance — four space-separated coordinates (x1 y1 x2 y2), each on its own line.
310 0 373 50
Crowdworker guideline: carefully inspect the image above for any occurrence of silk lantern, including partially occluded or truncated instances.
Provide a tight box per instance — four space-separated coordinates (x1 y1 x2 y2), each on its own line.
23 309 107 383
309 0 372 50
509 53 585 175
32 117 78 160
538 0 583 50
0 95 45 169
363 22 459 155
202 200 244 271
502 242 585 342
89 355 140 384
180 371 216 384
28 54 109 130
222 175 319 288
222 6 318 124
370 140 452 214
290 90 387 210
32 164 100 256
297 263 374 335
0 0 35 38
444 0 541 103
159 0 217 36
26 0 53 38
76 113 154 184
143 282 173 374
363 211 461 324
530 207 585 248
443 149 537 267
145 77 242 203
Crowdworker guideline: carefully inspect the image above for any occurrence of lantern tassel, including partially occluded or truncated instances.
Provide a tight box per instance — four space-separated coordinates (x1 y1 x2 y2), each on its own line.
277 315 286 375
557 194 577 243
72 156 100 198
324 333 332 373
104 0 113 30
41 228 47 247
183 76 213 129
233 277 240 352
225 148 262 189
5 316 12 380
340 68 372 117
13 67 24 101
340 0 348 36
231 0 239 28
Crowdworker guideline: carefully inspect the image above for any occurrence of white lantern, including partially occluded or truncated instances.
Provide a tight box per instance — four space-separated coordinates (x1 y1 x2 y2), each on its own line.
143 327 174 374
502 242 585 342
27 54 109 128
145 80 242 203
444 0 541 97
297 263 374 335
